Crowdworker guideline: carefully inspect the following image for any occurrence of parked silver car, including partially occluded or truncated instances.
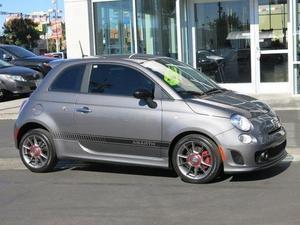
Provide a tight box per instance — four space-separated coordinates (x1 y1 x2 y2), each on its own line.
14 55 287 183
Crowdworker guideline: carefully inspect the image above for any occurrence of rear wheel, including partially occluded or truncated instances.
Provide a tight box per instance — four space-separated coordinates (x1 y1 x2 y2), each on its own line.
19 129 57 172
172 134 222 184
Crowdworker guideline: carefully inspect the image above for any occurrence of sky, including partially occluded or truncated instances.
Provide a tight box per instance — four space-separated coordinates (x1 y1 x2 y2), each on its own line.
0 0 64 32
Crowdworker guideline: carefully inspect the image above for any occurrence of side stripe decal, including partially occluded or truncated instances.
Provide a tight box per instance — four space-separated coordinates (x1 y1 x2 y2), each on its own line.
52 132 170 148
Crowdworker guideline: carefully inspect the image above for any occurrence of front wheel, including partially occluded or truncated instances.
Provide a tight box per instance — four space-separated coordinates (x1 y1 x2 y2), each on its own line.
19 129 57 172
172 134 222 184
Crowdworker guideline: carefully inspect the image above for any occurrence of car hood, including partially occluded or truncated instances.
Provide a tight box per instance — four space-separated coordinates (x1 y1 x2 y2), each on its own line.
22 56 55 63
185 90 275 119
0 66 37 76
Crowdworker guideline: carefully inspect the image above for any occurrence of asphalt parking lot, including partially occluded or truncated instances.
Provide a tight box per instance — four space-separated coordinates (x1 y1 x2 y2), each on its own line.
0 95 300 225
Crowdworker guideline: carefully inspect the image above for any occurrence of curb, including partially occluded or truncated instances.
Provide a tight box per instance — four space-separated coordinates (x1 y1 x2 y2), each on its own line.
0 113 18 120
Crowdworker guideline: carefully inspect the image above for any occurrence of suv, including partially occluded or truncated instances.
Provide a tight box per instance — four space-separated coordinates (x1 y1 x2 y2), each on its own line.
14 55 287 183
0 45 55 76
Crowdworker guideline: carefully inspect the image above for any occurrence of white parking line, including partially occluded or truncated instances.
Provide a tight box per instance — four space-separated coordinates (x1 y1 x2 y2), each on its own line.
274 107 300 111
0 158 26 170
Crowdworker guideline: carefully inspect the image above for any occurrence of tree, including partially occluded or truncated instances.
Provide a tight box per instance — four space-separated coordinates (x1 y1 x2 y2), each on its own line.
1 17 41 49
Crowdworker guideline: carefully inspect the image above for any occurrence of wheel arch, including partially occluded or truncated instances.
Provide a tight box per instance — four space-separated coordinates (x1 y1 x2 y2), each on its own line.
168 130 221 169
17 122 49 148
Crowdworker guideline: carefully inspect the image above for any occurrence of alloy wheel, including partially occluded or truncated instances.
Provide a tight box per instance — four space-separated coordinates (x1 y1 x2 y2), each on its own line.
176 140 213 180
21 134 49 169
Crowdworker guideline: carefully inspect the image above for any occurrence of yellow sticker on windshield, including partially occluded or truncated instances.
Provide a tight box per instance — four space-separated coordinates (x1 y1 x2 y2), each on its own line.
164 65 181 86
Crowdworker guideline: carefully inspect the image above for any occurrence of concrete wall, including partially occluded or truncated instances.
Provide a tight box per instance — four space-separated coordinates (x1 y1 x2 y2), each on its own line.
64 0 93 58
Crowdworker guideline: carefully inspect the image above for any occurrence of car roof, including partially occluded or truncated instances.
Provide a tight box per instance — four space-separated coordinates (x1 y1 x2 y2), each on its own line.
56 54 171 66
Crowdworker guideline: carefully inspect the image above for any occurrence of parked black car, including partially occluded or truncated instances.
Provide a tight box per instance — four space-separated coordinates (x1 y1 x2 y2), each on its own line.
0 59 42 100
0 45 55 76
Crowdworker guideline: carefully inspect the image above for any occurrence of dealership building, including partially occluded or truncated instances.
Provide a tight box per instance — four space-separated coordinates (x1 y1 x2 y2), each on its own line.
64 0 300 94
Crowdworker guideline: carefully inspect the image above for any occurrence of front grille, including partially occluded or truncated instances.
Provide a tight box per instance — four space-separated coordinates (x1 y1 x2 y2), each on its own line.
267 140 287 158
22 73 41 81
268 127 281 135
255 140 286 163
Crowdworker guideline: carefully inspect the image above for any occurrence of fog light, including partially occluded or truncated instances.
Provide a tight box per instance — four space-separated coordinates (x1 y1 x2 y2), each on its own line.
239 134 257 144
231 150 244 165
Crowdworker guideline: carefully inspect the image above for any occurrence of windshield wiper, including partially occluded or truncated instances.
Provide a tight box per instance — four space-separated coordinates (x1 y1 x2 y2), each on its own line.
177 90 205 97
203 88 225 95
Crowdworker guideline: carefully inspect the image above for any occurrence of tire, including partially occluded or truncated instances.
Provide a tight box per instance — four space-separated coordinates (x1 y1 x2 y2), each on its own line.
172 134 222 184
0 89 5 101
19 128 57 172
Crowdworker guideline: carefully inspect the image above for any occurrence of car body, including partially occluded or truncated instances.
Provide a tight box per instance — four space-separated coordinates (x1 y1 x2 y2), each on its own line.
14 55 287 183
0 45 55 76
48 58 65 69
0 60 42 99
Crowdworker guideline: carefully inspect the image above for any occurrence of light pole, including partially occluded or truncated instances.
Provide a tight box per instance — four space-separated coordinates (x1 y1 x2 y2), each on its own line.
51 0 62 53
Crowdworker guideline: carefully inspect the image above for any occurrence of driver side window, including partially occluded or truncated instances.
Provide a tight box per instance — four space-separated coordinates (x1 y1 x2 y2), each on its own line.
88 64 155 97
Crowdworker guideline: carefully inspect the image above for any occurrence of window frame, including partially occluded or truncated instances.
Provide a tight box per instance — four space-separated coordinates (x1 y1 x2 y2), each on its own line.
48 63 88 93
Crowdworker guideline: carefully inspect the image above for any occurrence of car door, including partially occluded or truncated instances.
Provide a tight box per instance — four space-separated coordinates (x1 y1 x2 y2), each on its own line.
45 63 87 144
74 63 163 158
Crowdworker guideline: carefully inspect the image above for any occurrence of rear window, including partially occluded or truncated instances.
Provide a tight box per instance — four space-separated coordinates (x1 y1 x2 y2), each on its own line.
49 64 86 92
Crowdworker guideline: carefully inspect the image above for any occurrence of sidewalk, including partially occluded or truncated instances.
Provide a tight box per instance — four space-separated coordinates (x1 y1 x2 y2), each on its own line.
0 98 26 120
251 94 300 110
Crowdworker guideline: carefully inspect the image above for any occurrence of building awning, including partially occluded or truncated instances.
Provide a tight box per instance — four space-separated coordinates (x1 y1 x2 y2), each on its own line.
226 31 276 40
226 31 250 40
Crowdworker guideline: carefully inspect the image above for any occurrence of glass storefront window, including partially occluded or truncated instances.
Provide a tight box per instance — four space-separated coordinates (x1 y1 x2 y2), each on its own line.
259 0 288 82
93 0 134 55
136 0 178 58
258 0 288 50
260 53 288 82
194 0 251 83
296 1 300 61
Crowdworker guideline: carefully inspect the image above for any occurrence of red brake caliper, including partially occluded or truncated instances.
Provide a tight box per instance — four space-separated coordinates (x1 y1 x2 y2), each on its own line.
201 150 211 170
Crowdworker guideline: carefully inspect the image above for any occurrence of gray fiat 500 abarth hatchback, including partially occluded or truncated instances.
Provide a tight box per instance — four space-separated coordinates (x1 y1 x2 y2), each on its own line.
14 55 287 183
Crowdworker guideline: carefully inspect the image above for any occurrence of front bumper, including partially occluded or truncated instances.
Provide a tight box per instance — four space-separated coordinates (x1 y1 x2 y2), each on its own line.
1 79 39 94
215 126 287 173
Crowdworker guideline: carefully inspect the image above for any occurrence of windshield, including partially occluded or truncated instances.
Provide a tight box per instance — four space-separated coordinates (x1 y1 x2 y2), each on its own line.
3 45 36 58
0 59 12 68
141 58 221 98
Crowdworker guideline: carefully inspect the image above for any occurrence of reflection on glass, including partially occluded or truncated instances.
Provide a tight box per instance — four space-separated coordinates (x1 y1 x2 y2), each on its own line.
194 0 251 83
297 65 300 93
296 1 300 60
258 0 288 50
136 0 177 59
260 53 288 82
94 0 133 55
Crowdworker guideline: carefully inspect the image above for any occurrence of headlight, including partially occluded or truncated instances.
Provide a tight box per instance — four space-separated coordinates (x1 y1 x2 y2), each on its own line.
1 74 26 82
231 114 252 131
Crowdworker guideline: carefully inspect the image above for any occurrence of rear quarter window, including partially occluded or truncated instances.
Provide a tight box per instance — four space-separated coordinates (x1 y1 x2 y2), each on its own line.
49 64 86 92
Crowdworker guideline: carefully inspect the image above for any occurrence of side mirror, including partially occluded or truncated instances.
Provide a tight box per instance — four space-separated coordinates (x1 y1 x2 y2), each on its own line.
133 89 153 99
133 89 157 109
3 54 12 62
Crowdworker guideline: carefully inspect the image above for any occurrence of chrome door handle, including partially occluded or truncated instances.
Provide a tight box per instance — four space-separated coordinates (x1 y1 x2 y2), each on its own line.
76 106 92 114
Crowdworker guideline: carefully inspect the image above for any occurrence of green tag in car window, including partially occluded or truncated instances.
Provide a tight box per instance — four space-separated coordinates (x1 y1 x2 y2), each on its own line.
164 65 181 86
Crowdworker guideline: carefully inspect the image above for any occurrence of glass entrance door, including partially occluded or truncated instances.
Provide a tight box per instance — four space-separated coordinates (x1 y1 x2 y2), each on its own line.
190 0 292 94
190 0 254 92
256 0 290 93
93 0 133 55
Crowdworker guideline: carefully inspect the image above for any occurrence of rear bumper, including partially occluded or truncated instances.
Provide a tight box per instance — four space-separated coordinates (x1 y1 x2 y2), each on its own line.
215 127 287 173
